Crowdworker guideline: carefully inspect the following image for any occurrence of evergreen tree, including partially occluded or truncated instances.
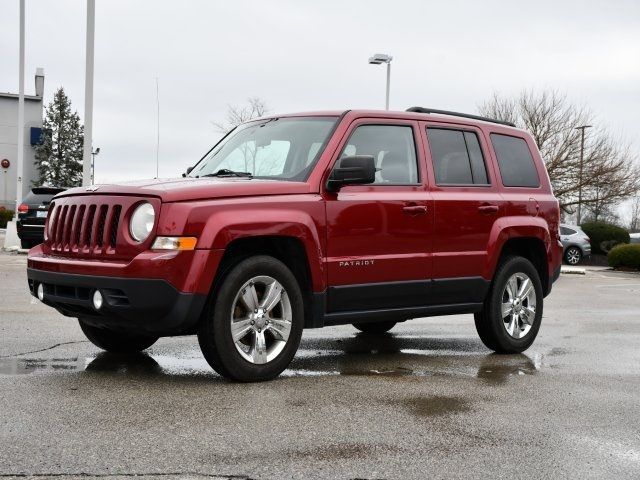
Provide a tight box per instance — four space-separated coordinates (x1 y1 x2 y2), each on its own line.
34 87 84 187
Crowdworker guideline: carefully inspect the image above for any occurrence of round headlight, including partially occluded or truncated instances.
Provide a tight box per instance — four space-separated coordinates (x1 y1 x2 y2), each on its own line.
129 202 155 242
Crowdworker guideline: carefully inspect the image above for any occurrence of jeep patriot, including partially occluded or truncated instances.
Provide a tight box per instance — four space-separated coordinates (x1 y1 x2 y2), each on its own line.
27 108 563 381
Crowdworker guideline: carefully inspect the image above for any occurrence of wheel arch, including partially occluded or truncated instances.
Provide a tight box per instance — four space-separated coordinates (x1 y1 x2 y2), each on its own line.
486 217 552 297
207 235 319 330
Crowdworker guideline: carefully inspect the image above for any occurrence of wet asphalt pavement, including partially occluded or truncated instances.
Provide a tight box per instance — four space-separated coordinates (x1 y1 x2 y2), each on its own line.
1 252 639 479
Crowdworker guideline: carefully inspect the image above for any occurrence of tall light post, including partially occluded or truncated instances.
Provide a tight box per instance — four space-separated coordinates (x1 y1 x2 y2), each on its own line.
91 147 100 184
82 0 96 186
575 125 592 225
368 53 393 110
16 0 25 214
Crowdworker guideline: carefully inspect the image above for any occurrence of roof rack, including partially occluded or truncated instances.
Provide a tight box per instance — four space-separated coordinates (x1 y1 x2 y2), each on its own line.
406 107 516 127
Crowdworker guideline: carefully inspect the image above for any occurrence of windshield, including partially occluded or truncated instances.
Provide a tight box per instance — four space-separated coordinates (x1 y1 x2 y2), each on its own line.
189 116 338 181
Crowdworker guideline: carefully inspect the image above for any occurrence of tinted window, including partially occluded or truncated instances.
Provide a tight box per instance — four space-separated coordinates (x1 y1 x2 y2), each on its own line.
427 129 489 185
561 227 577 235
491 134 540 188
341 125 418 184
464 132 488 184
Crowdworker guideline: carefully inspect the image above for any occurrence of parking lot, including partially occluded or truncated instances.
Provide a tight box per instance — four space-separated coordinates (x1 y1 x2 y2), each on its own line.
1 251 639 479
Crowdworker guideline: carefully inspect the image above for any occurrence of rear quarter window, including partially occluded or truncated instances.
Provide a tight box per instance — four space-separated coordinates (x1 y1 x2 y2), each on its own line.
490 134 540 188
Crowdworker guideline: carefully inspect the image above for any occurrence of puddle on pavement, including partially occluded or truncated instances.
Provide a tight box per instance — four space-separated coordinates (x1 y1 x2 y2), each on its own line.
402 395 471 417
0 333 547 382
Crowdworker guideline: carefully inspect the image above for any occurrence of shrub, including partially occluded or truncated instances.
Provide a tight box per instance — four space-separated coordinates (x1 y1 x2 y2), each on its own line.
608 244 640 270
0 209 14 228
580 222 630 254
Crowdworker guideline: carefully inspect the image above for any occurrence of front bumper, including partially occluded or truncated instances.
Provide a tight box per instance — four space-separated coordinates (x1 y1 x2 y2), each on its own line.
27 268 207 335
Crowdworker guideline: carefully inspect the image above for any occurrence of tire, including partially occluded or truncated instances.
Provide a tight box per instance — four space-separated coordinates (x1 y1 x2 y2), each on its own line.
353 321 397 334
474 256 543 353
78 320 158 353
564 246 582 265
197 255 304 382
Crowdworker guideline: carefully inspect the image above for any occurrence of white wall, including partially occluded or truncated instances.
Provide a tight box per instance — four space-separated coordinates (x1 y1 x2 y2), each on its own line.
0 95 43 210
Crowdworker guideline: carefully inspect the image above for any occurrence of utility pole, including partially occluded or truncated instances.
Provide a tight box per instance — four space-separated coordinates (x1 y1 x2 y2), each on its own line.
16 0 25 214
82 0 96 186
575 125 592 225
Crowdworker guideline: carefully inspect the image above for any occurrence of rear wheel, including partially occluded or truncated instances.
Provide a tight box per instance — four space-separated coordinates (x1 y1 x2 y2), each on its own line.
564 246 582 265
474 256 543 353
353 321 397 334
197 255 304 382
79 320 158 353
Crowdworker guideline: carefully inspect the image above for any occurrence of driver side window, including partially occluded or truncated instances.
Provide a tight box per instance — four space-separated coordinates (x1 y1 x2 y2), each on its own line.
341 125 419 184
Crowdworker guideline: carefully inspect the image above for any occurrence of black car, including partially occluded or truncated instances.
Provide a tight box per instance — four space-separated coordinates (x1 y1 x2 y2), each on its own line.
17 187 65 249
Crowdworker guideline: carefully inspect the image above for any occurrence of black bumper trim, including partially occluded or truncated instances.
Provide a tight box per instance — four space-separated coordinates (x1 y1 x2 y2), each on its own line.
27 268 207 335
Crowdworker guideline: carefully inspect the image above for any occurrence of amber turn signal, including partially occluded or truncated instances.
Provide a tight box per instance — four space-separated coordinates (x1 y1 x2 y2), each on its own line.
151 236 198 250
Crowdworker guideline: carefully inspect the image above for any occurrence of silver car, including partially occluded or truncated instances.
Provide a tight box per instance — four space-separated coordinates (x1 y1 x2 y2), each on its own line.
560 224 591 265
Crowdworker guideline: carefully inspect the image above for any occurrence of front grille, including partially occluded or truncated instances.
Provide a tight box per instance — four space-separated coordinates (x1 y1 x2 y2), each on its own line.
43 195 157 260
48 201 122 254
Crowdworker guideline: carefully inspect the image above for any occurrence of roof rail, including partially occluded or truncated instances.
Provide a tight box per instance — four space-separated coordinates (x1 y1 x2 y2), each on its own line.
406 107 516 127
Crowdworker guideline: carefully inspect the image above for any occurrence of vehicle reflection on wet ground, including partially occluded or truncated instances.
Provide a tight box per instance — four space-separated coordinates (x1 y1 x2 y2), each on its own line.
0 332 543 386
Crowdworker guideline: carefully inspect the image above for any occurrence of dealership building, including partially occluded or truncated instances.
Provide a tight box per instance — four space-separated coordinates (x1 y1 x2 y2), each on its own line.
0 68 45 211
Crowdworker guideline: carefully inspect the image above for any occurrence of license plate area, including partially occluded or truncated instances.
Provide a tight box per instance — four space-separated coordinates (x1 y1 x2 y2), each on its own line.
36 211 48 218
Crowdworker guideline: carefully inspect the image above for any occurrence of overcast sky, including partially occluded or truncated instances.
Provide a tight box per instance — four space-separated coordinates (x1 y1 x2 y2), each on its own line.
1 0 639 184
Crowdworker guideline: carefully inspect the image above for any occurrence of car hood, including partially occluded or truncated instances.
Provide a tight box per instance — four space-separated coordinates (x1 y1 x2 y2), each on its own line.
54 177 313 202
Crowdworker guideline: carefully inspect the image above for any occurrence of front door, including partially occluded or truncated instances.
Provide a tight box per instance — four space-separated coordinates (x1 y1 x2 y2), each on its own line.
324 119 433 312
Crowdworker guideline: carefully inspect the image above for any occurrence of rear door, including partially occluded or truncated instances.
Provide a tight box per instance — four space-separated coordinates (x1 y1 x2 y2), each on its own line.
420 121 506 302
324 119 433 312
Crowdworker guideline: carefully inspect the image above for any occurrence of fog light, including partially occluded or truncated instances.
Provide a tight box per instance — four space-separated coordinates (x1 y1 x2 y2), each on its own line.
37 284 44 301
93 290 103 310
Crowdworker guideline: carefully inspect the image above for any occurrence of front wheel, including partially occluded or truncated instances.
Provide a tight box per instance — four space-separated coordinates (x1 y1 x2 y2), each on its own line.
198 256 304 382
564 246 582 265
79 320 158 353
474 256 543 353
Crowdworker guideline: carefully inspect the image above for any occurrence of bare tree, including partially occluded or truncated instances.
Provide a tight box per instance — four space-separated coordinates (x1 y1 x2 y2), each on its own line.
479 90 640 217
212 97 270 134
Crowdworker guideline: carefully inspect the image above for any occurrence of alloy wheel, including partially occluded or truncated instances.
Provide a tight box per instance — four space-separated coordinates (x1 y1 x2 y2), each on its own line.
229 275 292 364
566 248 581 265
501 272 537 339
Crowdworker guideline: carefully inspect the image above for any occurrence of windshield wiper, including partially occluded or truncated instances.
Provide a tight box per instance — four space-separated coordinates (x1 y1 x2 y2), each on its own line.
200 169 253 178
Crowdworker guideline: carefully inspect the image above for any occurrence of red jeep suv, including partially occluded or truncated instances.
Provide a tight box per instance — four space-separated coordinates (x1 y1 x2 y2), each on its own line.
27 108 562 381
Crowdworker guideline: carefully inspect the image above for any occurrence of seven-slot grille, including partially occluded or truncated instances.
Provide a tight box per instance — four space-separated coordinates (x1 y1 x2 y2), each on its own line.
48 202 122 254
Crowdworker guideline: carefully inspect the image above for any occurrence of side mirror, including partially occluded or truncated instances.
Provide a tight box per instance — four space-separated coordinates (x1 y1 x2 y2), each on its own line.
182 166 194 178
326 155 376 192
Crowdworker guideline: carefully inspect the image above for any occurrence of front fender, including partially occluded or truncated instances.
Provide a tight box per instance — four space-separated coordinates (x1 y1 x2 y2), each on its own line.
158 196 326 292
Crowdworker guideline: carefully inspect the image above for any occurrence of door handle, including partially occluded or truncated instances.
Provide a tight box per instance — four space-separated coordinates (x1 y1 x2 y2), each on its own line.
402 205 428 215
478 204 499 214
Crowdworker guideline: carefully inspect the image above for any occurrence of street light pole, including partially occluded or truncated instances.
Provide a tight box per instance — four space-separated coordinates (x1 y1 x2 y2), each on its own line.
91 147 100 184
16 0 25 215
575 125 592 225
82 0 96 187
385 61 391 110
368 53 393 110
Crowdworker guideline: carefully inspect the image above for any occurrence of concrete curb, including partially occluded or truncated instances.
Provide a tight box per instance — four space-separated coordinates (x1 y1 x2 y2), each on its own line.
561 266 586 275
